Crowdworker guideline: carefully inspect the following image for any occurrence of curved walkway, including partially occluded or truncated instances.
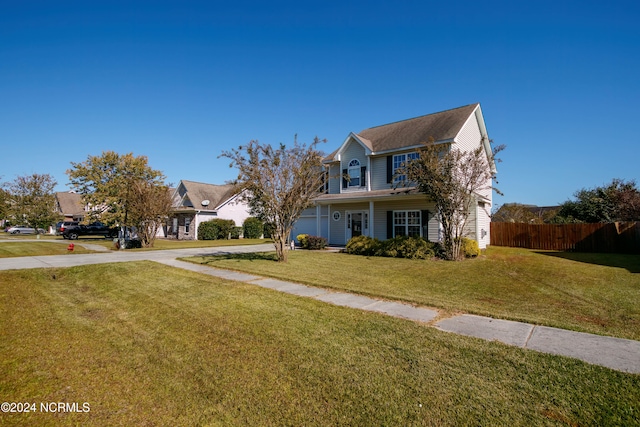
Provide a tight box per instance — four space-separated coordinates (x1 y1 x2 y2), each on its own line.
0 243 638 374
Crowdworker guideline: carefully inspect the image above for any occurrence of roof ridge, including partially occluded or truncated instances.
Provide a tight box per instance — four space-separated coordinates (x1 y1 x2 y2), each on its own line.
182 179 233 187
362 103 479 131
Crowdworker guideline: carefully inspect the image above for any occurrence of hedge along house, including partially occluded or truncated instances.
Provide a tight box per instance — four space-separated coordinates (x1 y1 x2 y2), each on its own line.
292 103 497 248
168 180 252 240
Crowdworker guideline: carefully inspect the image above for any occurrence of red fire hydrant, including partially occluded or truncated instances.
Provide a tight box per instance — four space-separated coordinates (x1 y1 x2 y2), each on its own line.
67 243 75 252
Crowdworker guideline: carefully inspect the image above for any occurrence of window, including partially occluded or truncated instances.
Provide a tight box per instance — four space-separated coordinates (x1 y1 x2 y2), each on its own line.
185 218 191 234
393 152 419 183
348 159 360 187
393 210 422 237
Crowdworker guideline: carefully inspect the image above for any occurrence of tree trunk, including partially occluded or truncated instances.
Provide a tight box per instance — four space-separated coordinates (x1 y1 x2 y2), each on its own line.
274 235 288 262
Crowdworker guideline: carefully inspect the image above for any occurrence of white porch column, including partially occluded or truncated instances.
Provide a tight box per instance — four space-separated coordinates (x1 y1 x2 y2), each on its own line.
369 201 374 238
327 204 331 242
316 204 321 237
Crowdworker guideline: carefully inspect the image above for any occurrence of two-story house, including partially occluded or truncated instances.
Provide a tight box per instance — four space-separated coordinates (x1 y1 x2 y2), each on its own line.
292 103 495 248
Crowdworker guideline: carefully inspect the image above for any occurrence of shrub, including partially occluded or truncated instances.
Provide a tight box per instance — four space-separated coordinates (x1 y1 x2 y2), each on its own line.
114 238 142 249
243 217 263 239
460 237 481 258
296 234 309 248
304 235 328 250
346 235 437 260
198 219 236 240
345 235 382 256
231 226 242 239
379 236 435 260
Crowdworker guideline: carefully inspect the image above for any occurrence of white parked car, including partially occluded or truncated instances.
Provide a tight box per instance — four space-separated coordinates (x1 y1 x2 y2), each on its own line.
6 225 45 235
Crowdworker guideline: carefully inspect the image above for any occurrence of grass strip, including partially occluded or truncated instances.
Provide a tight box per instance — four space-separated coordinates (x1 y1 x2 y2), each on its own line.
184 246 640 341
0 242 94 258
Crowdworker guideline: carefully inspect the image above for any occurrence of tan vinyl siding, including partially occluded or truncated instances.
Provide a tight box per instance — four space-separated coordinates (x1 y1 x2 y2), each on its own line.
464 202 478 241
454 112 483 153
329 203 369 245
370 155 391 191
340 141 368 193
477 201 491 249
372 199 437 241
327 164 341 194
342 141 367 166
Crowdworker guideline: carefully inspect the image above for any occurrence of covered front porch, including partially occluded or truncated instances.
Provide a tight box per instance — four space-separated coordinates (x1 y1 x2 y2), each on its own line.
293 189 440 246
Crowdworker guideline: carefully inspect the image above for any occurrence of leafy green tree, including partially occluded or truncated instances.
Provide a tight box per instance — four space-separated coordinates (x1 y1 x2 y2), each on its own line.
6 173 60 231
67 151 170 247
220 136 326 262
0 186 10 223
554 179 640 223
399 138 503 261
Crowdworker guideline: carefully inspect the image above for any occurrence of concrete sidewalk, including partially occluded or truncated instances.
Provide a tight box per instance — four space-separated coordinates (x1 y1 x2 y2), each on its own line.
1 243 638 374
157 259 640 375
0 243 276 270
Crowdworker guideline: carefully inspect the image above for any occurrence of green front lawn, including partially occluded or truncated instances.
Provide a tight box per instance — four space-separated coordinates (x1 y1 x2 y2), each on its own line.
136 238 271 250
1 262 638 426
0 242 95 257
185 247 640 341
0 238 273 255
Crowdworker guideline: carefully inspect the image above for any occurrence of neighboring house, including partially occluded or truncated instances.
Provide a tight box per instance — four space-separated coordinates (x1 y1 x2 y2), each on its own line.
168 180 252 240
292 103 496 248
54 191 86 222
493 203 560 224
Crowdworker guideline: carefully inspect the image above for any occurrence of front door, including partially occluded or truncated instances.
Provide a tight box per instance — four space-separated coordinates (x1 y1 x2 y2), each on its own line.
351 213 363 237
347 211 368 241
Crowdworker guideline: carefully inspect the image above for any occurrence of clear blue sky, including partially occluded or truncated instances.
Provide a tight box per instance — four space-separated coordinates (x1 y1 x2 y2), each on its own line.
1 0 638 208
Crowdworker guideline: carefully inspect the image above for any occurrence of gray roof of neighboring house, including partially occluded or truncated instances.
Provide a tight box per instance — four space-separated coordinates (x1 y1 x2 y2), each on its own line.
174 180 238 211
55 191 85 215
325 103 479 161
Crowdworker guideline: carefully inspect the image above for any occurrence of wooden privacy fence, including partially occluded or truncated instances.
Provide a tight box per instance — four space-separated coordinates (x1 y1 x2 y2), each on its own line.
490 222 640 253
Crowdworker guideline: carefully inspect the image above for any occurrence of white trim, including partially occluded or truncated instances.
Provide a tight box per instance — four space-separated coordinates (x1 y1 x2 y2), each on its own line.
369 140 453 156
367 156 372 191
335 133 373 159
345 210 368 241
316 205 321 235
327 205 331 240
392 210 423 238
369 201 374 238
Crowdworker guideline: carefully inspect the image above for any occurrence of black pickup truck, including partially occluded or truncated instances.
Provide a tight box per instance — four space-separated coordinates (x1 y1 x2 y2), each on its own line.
61 222 118 240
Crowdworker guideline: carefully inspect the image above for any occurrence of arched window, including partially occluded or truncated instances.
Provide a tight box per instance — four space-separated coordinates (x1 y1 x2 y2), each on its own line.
348 159 360 187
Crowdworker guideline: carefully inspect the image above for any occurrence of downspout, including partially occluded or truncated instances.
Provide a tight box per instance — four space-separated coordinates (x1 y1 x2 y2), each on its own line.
367 156 372 191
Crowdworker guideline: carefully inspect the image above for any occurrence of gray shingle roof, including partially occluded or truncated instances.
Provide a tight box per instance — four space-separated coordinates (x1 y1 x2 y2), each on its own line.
55 191 85 215
175 180 238 210
356 103 479 153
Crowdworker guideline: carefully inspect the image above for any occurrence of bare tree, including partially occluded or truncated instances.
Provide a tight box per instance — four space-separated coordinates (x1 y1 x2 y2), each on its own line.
400 138 504 260
220 137 326 262
6 173 60 231
127 179 173 247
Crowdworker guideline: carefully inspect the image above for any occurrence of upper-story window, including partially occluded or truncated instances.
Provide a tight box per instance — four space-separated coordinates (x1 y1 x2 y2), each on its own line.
393 152 420 184
348 159 361 187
